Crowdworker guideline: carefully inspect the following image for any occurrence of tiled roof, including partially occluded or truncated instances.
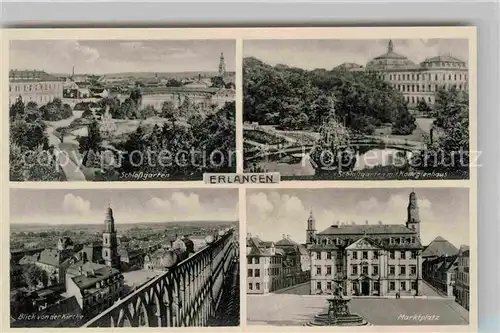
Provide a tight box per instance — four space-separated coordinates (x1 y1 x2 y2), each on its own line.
422 236 459 257
69 262 121 290
9 70 63 82
318 224 415 235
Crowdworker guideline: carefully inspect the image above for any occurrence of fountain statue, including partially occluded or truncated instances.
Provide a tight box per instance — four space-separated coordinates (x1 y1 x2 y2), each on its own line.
305 281 369 326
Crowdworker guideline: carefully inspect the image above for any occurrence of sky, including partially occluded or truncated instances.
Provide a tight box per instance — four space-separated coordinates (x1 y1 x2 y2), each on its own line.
10 40 235 74
10 188 238 225
246 188 470 248
244 39 469 70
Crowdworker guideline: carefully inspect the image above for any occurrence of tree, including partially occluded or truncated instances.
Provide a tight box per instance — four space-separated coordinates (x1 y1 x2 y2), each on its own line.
187 112 203 128
78 119 103 166
10 117 49 151
161 101 177 125
22 264 48 290
10 143 63 181
130 87 143 106
140 105 156 119
10 96 25 119
392 106 417 135
416 99 432 114
210 76 225 88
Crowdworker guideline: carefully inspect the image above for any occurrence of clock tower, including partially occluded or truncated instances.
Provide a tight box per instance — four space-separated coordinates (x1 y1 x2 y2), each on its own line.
102 205 120 269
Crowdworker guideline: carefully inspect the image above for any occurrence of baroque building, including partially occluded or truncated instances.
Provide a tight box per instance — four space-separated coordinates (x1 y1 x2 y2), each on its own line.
338 40 468 108
308 191 424 296
455 247 470 310
9 70 64 106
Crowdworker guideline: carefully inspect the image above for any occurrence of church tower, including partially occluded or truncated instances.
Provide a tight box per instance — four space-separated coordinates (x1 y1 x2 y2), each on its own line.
406 191 420 237
306 209 317 245
102 205 120 269
218 52 226 77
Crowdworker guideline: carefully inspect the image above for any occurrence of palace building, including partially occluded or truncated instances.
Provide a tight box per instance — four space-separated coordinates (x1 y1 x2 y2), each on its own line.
9 70 64 106
308 191 424 297
338 40 468 108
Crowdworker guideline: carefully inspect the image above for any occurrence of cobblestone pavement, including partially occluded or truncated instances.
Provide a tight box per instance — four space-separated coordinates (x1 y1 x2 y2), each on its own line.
247 294 469 326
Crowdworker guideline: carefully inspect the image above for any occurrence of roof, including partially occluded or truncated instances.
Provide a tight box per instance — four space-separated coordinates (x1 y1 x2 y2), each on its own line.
69 262 121 290
275 236 300 247
318 224 416 235
9 70 63 82
421 55 466 64
142 86 222 95
38 249 66 267
422 236 459 258
247 237 279 256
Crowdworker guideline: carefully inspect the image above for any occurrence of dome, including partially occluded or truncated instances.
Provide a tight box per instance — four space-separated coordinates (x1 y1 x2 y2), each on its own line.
420 55 467 69
366 40 416 70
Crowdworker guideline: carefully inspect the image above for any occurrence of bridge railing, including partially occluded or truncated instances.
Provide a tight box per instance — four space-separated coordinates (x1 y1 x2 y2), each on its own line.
83 229 237 328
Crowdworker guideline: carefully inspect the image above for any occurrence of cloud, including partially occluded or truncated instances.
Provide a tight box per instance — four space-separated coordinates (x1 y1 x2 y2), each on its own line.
62 194 91 215
171 192 201 211
246 191 449 246
145 197 172 212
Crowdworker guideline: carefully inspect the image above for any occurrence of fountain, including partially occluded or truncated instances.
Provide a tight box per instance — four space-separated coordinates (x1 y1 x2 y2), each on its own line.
305 283 369 326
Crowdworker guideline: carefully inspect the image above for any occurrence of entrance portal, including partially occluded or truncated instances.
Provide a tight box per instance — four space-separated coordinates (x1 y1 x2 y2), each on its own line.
361 281 370 296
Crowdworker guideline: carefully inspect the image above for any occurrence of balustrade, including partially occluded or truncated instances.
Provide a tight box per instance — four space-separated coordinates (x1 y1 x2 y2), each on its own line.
83 229 237 328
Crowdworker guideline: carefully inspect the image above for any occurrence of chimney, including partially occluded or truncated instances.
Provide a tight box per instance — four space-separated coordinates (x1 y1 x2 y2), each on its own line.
282 234 285 239
78 266 83 275
365 220 369 225
378 221 382 225
287 234 290 239
91 269 96 276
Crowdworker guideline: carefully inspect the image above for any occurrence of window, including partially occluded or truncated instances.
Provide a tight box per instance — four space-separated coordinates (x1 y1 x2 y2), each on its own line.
316 252 321 260
435 74 438 80
248 269 253 277
389 251 395 259
362 266 368 275
316 282 322 290
374 281 380 292
351 266 358 275
362 251 368 259
454 74 457 80
248 283 253 290
389 265 395 275
255 269 260 277
449 74 452 80
390 282 395 290
410 265 417 275
400 282 406 291
373 265 379 275
411 281 417 290
373 251 379 259
336 265 342 273
411 251 418 259
327 282 332 290
316 266 322 275
352 251 358 259
327 252 332 259
400 251 406 259
326 266 332 275
400 266 406 276
256 283 260 290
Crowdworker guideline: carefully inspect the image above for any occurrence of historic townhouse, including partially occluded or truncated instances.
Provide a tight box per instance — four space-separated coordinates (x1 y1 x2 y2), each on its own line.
308 191 424 296
455 248 470 310
338 40 468 108
246 237 284 294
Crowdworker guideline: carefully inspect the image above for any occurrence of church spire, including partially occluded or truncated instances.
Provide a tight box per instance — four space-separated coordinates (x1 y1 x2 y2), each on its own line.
104 204 115 233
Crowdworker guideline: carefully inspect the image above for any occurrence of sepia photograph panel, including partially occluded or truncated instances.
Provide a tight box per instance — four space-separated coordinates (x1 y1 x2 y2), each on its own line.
246 188 470 326
9 188 240 328
9 39 236 182
243 39 471 181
